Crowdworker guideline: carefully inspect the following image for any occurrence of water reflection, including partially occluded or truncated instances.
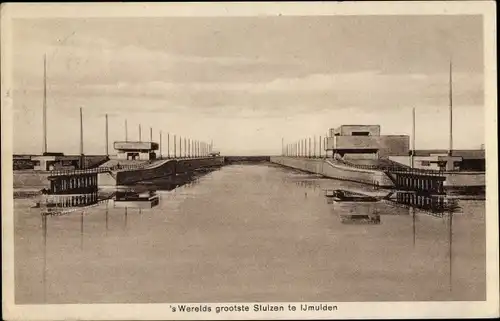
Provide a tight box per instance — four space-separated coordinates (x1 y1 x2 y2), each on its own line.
105 202 109 233
294 177 458 293
295 179 321 190
17 164 483 303
411 207 416 247
448 208 453 292
124 207 128 230
35 194 102 215
133 167 217 191
41 214 47 303
394 191 461 215
333 201 381 225
35 165 214 218
80 211 84 250
114 190 159 209
339 213 381 224
321 186 458 291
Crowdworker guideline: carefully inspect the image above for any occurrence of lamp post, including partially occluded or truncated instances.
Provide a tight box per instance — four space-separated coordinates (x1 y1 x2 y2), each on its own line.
159 130 162 159
79 107 84 168
167 133 170 159
174 134 177 158
105 114 109 156
125 119 128 141
179 136 182 158
411 107 416 168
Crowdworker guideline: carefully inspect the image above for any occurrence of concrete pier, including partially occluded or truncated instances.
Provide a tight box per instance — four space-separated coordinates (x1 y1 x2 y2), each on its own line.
41 171 100 209
270 156 394 187
388 171 446 195
48 172 99 195
98 156 224 186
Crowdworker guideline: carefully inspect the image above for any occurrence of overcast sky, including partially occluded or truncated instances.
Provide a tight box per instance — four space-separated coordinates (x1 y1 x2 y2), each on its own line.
11 15 484 155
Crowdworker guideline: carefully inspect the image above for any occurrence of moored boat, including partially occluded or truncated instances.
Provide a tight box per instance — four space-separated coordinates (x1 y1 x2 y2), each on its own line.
325 189 379 202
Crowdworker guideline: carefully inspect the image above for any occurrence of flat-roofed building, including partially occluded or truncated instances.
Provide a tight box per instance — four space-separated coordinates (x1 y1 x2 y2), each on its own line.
389 149 485 171
31 154 80 171
30 154 110 171
330 125 381 137
114 141 159 161
325 125 409 160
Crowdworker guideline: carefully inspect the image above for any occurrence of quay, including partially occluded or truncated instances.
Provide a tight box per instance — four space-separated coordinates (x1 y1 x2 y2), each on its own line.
272 124 485 195
14 156 224 190
270 156 484 194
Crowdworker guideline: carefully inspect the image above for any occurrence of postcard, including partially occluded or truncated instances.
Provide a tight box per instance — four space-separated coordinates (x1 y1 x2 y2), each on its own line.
1 1 498 320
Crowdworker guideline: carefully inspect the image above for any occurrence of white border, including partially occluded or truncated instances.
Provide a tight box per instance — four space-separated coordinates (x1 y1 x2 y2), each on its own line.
1 2 498 320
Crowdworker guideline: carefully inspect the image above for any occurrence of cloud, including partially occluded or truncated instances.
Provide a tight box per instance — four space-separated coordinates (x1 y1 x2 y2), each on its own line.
10 16 485 154
21 69 483 117
13 32 298 89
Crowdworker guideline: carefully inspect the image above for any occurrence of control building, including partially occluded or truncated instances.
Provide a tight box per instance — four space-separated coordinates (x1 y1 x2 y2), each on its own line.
325 125 410 160
31 153 81 171
114 141 159 161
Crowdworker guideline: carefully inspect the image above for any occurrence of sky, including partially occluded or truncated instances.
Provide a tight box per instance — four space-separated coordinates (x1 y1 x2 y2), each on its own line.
10 15 484 155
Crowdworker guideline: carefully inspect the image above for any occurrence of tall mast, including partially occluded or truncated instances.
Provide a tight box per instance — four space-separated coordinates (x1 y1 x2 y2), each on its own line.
411 107 415 168
319 136 322 158
105 114 109 156
79 107 84 155
159 130 162 158
314 136 316 158
79 107 84 169
448 59 453 156
173 134 176 158
43 54 47 154
125 119 128 141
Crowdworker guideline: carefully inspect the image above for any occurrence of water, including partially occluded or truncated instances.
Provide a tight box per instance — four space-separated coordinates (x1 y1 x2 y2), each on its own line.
14 164 486 304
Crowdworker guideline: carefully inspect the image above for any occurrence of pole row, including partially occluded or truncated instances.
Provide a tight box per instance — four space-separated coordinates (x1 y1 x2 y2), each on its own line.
127 124 213 159
282 135 326 158
71 112 215 163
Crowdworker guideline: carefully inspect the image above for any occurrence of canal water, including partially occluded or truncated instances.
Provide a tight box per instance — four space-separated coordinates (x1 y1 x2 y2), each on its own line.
14 164 485 304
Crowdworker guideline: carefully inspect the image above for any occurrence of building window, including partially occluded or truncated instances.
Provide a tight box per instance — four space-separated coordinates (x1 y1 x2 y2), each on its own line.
351 131 370 136
420 160 431 166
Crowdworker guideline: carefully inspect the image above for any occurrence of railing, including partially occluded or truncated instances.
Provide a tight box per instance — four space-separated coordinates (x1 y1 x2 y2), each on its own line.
48 156 220 177
110 163 148 171
383 167 445 176
49 167 110 176
334 159 445 176
333 159 381 170
48 163 150 176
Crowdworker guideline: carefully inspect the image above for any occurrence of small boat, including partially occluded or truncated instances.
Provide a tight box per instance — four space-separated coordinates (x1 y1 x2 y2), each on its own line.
325 189 379 202
327 189 381 219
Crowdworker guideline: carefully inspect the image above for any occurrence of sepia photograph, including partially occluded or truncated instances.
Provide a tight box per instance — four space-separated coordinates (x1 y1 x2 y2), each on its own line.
1 2 498 320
